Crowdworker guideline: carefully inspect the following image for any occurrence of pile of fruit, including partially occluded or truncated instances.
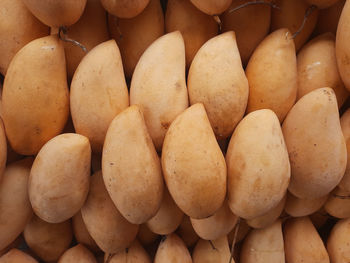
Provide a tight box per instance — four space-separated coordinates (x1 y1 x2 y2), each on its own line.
1 0 350 262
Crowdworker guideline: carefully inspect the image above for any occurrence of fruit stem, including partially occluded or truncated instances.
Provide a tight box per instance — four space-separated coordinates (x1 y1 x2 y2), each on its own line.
291 5 317 39
229 1 280 13
229 217 240 263
58 26 87 52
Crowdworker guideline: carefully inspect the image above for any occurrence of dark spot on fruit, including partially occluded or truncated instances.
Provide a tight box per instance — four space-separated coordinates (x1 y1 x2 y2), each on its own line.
161 122 170 129
110 162 114 166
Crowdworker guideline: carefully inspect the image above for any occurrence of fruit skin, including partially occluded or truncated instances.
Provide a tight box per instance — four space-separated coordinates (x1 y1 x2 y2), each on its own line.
165 0 218 69
0 158 33 251
192 236 231 263
109 0 164 78
100 0 150 18
81 171 139 254
70 39 129 153
297 33 348 108
2 35 69 155
188 31 249 139
336 0 350 91
24 216 73 263
130 31 188 151
327 218 350 262
282 88 347 199
105 240 151 263
246 28 297 122
284 192 328 217
284 217 330 263
154 234 192 263
0 249 38 263
305 0 341 9
102 105 164 224
0 0 48 75
22 0 87 27
162 103 226 219
190 0 232 15
58 244 96 263
221 0 271 66
29 133 91 223
226 109 290 219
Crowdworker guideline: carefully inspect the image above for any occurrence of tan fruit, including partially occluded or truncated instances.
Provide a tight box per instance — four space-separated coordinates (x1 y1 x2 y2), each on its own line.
0 159 33 251
221 0 271 65
108 0 164 78
271 0 319 51
241 220 285 263
100 0 149 18
284 217 330 263
2 35 69 155
188 31 249 139
0 249 38 263
0 119 7 180
324 187 350 218
72 212 100 252
297 33 348 107
71 40 129 153
192 236 231 263
62 0 109 79
105 240 151 263
165 0 218 69
81 171 139 253
154 234 192 263
226 109 290 219
24 216 73 263
339 109 350 192
315 0 345 35
58 244 96 263
327 218 350 262
282 88 347 199
162 103 226 219
146 187 184 235
0 0 48 75
22 0 87 27
102 105 163 224
285 192 328 217
305 0 341 9
246 29 297 122
130 31 188 151
29 133 91 223
247 195 286 229
190 200 238 240
138 224 159 246
336 0 350 91
176 216 199 247
190 0 232 15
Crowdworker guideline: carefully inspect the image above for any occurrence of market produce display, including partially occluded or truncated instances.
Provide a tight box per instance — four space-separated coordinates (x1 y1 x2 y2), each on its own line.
1 0 350 262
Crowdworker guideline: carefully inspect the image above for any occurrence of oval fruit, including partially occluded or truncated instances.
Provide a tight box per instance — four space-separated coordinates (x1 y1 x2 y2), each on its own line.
324 187 350 218
226 109 290 219
246 29 297 122
106 240 151 263
154 234 192 263
22 0 87 27
162 103 226 219
190 200 238 240
29 133 91 223
0 158 33 251
2 35 69 155
282 88 347 199
285 192 328 217
327 218 350 262
130 31 188 151
192 236 231 263
58 244 96 263
81 171 139 253
100 0 149 18
188 31 249 139
72 212 99 252
24 216 73 263
71 40 129 153
297 33 348 107
190 0 232 15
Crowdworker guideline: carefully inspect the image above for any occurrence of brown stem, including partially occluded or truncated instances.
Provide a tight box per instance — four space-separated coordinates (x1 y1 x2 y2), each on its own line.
213 15 222 31
209 240 217 250
58 26 87 52
105 253 114 263
229 218 240 263
229 1 280 13
291 5 317 39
